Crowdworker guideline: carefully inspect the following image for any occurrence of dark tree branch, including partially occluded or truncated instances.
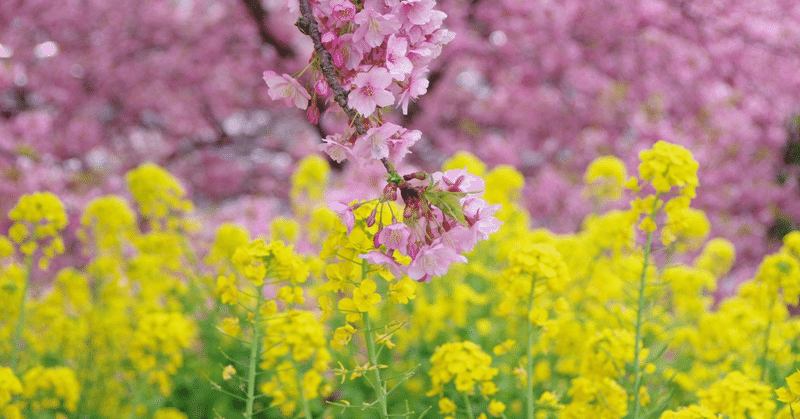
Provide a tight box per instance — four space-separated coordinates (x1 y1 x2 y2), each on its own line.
162 100 234 163
240 0 296 58
295 0 365 136
295 0 414 192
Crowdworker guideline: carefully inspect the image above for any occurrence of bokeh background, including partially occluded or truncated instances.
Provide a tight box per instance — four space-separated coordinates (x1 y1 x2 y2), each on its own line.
2 0 800 293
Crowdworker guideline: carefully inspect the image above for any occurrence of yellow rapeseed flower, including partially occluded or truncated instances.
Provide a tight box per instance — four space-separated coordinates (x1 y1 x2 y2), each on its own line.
693 238 735 278
438 397 457 414
153 407 188 419
584 155 628 201
21 366 80 413
659 405 723 419
442 151 487 176
0 367 22 407
637 140 699 197
484 164 524 204
504 242 569 298
487 399 506 417
125 163 193 229
427 341 498 396
776 370 800 405
80 195 136 251
8 192 68 268
389 278 417 304
698 371 775 419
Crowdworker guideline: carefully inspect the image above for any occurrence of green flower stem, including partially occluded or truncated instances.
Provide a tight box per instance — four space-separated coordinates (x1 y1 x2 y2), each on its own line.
629 230 651 419
127 375 146 419
359 258 388 418
10 255 33 371
462 392 475 419
630 197 660 419
293 359 313 419
245 286 265 419
760 298 776 382
363 312 388 419
526 276 538 419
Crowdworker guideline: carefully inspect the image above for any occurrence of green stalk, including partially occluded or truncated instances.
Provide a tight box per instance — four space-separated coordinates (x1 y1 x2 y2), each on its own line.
760 298 775 382
10 255 33 371
629 197 660 419
526 276 538 419
359 258 388 418
245 288 265 418
293 359 313 419
629 229 651 419
364 312 388 418
462 391 475 419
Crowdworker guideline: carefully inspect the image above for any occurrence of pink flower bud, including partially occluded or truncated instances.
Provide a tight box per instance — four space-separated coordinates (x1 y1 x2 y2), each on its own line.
366 206 377 226
306 105 320 124
314 78 330 96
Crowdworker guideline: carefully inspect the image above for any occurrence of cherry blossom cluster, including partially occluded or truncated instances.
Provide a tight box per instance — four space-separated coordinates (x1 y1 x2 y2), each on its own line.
263 0 499 281
352 168 500 282
263 0 455 167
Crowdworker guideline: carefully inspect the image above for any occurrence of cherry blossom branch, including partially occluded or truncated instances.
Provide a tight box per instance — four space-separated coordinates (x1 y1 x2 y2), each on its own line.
295 0 407 187
240 0 296 58
295 0 365 136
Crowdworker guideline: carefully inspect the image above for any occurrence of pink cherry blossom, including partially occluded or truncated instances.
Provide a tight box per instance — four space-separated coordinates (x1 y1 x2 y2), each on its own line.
328 201 356 234
407 240 468 283
386 35 413 80
432 168 486 193
397 0 436 26
397 67 429 114
306 105 320 124
387 128 421 163
262 70 311 110
348 67 395 117
360 250 405 278
318 134 353 163
354 122 401 160
331 0 357 22
332 33 369 70
462 197 502 242
352 7 401 48
376 222 412 252
438 224 476 253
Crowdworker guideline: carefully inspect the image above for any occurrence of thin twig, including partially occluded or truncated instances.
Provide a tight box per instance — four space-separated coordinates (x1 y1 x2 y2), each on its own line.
295 0 412 191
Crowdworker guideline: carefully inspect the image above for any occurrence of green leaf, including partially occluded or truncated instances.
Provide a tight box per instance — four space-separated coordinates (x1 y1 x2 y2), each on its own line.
423 190 468 226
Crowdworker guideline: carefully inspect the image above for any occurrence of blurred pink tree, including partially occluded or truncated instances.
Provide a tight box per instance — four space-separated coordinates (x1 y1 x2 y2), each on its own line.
2 0 800 285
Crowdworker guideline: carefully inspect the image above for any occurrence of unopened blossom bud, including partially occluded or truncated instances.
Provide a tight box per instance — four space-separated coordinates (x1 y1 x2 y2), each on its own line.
365 206 378 227
307 104 320 124
314 77 330 96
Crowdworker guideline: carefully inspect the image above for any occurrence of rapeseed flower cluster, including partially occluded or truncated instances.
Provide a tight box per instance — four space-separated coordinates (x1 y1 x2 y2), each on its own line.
562 376 628 419
125 162 194 231
230 238 309 287
503 241 569 300
260 310 331 416
20 366 80 413
584 155 628 202
693 238 736 278
7 191 67 269
776 370 800 413
206 222 250 266
290 154 330 214
755 251 800 306
698 371 776 419
635 140 699 198
129 311 195 396
0 367 22 418
428 341 499 397
6 142 800 419
79 196 136 253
